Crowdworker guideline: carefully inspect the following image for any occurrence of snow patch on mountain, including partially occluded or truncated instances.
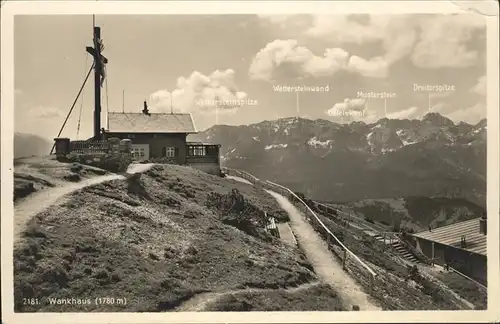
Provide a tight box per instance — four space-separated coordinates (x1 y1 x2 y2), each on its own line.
396 129 418 146
265 144 288 150
307 137 333 148
252 136 260 142
381 148 397 154
472 127 485 135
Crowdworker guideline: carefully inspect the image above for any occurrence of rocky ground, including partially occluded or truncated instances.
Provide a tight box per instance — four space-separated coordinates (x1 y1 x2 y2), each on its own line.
12 157 487 312
13 159 343 312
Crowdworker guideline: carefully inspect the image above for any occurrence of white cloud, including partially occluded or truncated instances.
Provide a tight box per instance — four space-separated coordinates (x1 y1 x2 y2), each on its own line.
251 15 422 80
261 14 485 71
445 102 485 124
430 102 446 113
386 106 420 119
411 14 484 68
258 14 294 26
15 106 68 138
327 98 369 120
258 14 312 31
446 75 487 124
347 56 389 78
149 69 248 115
248 39 349 81
429 91 455 100
471 75 486 96
249 38 395 81
305 15 386 44
28 106 64 119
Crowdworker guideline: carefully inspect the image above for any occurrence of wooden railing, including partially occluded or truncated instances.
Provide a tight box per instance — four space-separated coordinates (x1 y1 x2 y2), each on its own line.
224 168 377 294
70 140 109 153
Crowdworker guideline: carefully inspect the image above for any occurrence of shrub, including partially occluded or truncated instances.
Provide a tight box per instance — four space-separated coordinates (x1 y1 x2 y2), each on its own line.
64 173 81 182
333 231 345 242
69 162 83 173
206 189 268 239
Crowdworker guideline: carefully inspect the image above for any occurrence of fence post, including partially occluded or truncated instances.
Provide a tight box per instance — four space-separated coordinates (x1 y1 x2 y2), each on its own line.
342 248 347 270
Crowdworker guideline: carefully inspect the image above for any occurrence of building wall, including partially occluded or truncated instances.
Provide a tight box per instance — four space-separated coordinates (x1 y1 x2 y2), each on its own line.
186 155 219 164
105 133 187 164
414 237 487 285
187 162 221 176
186 145 221 175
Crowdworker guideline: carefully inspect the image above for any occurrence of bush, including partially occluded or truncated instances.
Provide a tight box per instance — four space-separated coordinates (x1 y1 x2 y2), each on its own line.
333 231 345 242
64 173 81 182
70 162 83 173
206 188 268 239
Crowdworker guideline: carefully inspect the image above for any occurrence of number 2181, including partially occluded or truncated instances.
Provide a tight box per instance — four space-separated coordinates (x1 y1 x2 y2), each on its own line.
23 298 40 305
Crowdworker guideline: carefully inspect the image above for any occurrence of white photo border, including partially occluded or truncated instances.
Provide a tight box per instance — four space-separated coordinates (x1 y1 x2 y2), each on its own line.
1 1 499 323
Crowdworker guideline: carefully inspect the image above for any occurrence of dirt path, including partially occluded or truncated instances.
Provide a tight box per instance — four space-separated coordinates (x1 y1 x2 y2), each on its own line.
14 163 154 242
176 281 321 312
265 190 381 311
225 175 253 185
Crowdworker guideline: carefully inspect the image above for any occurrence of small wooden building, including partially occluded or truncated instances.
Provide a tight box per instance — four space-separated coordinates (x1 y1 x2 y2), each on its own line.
409 217 487 285
103 102 221 175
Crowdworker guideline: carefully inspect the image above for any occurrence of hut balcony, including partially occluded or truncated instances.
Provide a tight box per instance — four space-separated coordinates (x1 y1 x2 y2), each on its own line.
185 142 221 176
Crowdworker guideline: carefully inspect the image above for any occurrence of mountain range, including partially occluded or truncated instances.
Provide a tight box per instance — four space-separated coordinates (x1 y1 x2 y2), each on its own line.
14 132 53 159
189 113 486 207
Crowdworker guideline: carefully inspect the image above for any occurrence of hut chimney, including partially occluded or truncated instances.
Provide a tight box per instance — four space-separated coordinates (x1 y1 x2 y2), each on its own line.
479 213 487 235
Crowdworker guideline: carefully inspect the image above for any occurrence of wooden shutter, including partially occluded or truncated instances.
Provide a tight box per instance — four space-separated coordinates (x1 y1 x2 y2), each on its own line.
174 147 179 163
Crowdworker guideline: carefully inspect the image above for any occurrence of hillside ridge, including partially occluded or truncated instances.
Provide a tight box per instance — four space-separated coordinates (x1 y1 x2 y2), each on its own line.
190 113 486 206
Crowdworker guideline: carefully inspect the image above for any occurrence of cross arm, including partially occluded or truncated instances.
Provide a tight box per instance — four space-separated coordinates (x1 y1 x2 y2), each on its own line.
86 47 108 63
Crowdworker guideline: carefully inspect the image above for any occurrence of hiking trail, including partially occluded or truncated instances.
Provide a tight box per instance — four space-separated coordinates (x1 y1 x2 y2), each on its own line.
14 163 154 242
265 190 381 311
176 281 321 312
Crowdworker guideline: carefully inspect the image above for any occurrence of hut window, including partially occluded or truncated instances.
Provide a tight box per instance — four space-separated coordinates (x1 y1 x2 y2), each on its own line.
188 145 206 156
165 147 176 157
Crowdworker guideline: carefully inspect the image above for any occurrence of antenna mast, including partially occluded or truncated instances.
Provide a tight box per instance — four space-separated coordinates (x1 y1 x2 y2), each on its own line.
170 93 173 114
122 89 125 113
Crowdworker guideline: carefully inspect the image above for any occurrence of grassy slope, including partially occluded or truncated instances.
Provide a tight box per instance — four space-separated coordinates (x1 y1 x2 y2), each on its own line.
14 156 110 201
14 163 345 312
313 209 487 310
206 283 345 311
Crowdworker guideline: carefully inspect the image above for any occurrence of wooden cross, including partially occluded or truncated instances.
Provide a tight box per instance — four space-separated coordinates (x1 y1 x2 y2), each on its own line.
86 26 108 140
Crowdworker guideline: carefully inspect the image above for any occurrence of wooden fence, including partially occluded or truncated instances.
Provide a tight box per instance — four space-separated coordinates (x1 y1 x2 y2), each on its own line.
224 168 377 294
70 140 110 153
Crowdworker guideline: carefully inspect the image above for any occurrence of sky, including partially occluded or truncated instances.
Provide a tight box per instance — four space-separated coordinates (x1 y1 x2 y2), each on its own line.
14 13 487 140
